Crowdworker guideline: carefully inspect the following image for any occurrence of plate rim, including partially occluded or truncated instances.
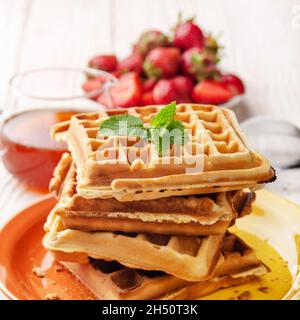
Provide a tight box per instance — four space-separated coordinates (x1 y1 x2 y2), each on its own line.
0 194 54 300
0 190 299 300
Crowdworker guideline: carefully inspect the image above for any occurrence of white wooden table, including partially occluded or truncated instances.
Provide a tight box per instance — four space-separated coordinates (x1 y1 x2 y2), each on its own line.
0 0 300 299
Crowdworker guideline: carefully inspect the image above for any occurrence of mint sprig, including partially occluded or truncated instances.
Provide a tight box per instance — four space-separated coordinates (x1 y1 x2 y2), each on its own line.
99 102 188 156
100 114 148 140
167 119 187 145
150 101 176 127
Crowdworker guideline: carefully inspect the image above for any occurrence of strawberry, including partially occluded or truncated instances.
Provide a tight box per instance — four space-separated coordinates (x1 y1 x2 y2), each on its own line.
171 75 194 101
110 69 123 79
136 30 169 56
82 77 106 100
181 47 220 81
192 80 232 104
143 47 181 79
82 77 105 93
118 52 143 74
88 55 118 72
173 20 204 50
153 79 179 104
142 78 157 92
220 74 245 96
175 94 192 104
98 72 142 108
204 33 222 56
141 91 155 105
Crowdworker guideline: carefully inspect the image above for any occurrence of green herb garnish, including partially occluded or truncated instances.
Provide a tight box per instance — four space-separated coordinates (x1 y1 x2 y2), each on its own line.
99 101 188 156
100 114 148 140
150 101 176 127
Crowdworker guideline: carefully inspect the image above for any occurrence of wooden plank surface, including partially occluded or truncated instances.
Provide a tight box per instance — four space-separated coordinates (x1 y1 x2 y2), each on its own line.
0 0 30 111
0 0 299 299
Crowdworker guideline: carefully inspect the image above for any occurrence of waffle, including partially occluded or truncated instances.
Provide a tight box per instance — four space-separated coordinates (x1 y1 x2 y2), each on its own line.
51 104 275 201
43 212 225 281
50 154 255 235
162 265 268 300
59 233 268 300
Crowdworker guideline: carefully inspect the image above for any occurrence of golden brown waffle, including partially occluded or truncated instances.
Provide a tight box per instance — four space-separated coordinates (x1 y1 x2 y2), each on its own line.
43 212 224 281
50 154 255 235
51 104 275 201
162 265 268 300
59 233 268 300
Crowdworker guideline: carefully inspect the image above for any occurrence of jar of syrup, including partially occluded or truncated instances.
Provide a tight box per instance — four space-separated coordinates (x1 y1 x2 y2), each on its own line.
0 67 117 192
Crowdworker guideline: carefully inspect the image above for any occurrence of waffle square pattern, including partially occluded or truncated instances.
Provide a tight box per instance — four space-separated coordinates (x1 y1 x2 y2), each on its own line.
52 104 275 201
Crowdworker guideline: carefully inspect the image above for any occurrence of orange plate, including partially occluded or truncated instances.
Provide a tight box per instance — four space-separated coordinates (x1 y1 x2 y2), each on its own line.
0 192 295 300
0 195 95 300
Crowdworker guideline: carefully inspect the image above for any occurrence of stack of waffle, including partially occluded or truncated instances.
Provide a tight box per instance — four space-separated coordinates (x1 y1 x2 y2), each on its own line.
43 104 275 300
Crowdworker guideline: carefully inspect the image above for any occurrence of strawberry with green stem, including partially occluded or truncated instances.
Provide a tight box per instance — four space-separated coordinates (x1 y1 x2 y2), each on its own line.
136 30 169 57
173 14 205 50
181 47 220 81
143 47 181 79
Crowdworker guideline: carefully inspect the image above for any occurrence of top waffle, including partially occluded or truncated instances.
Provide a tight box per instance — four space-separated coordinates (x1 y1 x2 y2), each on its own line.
52 104 275 201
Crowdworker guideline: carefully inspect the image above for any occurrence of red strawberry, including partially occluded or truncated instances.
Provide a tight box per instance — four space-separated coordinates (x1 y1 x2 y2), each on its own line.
110 69 123 79
136 30 169 56
98 72 142 108
181 47 220 81
220 74 245 96
192 80 232 104
82 77 105 93
153 79 179 104
82 77 106 100
173 20 204 50
143 47 181 79
171 75 194 100
118 52 143 74
141 91 155 105
88 55 118 72
142 78 157 92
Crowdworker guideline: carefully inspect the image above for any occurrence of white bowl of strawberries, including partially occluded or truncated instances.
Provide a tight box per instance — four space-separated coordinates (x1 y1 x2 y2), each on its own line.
83 16 245 109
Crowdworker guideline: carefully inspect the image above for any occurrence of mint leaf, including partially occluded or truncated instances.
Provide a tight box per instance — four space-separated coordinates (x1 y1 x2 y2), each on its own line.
150 102 187 154
150 101 176 128
100 114 148 140
167 119 188 145
99 102 188 157
149 127 163 156
149 121 188 156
